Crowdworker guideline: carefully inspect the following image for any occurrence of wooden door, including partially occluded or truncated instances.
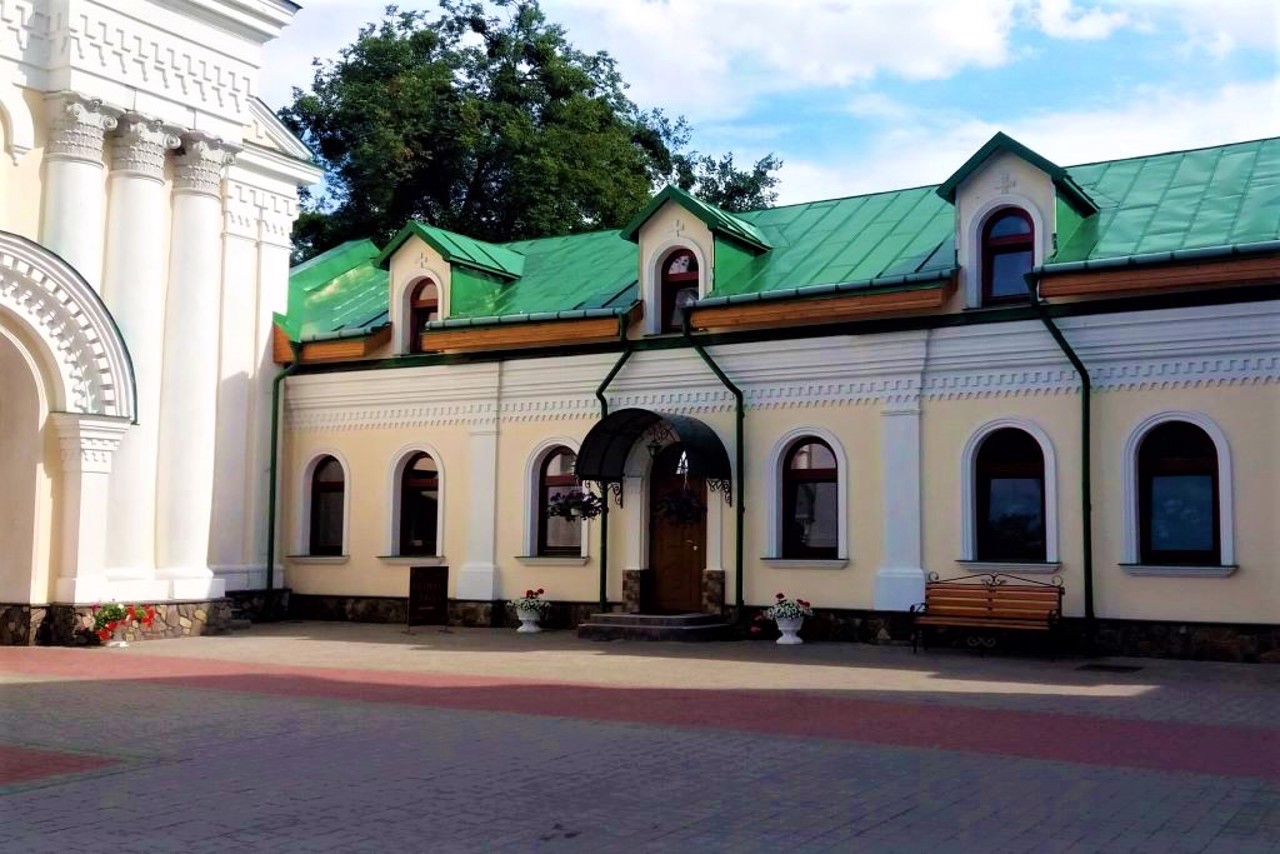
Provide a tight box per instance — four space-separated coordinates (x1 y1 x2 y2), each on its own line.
648 444 706 613
408 565 449 626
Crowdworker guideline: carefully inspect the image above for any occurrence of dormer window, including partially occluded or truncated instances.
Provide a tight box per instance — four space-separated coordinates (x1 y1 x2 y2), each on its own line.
408 280 440 354
660 250 699 333
982 209 1034 304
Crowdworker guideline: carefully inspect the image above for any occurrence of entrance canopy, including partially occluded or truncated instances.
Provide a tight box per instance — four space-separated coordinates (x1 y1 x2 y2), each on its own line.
576 408 732 501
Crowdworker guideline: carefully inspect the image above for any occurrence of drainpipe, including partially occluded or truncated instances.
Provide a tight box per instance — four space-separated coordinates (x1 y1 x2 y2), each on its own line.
1023 273 1095 626
264 340 303 617
592 320 633 613
682 308 746 616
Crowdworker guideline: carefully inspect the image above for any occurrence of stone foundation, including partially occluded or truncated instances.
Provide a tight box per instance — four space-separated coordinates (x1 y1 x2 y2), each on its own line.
38 600 232 646
225 588 291 621
0 604 46 645
622 569 647 614
290 594 620 631
701 570 725 615
1076 618 1280 663
739 606 915 644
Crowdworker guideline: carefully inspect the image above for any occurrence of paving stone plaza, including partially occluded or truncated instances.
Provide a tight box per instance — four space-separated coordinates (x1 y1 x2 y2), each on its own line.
2 625 1277 853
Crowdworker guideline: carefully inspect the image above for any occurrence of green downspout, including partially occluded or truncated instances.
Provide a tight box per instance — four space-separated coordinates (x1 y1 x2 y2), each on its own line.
1024 273 1095 625
264 340 304 617
682 309 746 616
593 321 633 613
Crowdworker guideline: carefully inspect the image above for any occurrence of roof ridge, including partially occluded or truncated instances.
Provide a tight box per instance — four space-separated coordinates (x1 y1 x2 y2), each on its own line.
1063 134 1280 171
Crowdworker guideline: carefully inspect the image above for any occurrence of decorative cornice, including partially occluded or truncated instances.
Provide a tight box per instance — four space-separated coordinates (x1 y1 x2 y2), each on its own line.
45 93 118 164
174 133 238 196
110 114 181 181
49 413 129 474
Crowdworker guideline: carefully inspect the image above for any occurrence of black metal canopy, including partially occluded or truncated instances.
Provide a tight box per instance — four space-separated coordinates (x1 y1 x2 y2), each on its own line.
575 408 732 491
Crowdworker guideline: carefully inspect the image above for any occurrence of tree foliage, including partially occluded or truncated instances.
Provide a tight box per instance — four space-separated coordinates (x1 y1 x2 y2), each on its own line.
280 1 780 260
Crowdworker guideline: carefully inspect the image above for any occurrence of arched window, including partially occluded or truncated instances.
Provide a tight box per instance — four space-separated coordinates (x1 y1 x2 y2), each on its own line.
309 455 345 556
1138 422 1219 565
408 280 440 354
782 439 839 559
399 452 439 555
982 209 1034 305
538 447 581 556
974 428 1046 561
660 250 699 333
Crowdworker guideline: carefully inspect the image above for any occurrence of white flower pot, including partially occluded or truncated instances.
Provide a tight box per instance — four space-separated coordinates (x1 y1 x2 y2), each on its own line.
516 607 543 634
775 616 804 645
108 624 129 648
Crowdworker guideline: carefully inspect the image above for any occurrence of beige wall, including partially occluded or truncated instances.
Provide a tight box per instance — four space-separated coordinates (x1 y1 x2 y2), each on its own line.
0 90 45 241
281 309 1279 626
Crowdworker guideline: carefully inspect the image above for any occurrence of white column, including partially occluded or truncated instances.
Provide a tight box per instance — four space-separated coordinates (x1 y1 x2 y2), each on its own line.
50 413 132 602
100 114 180 577
208 185 260 586
40 94 117 290
874 406 926 610
457 421 500 600
244 219 294 588
154 133 235 599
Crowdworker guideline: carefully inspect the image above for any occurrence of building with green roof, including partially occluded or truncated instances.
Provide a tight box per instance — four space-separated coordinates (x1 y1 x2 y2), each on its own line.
278 133 1280 657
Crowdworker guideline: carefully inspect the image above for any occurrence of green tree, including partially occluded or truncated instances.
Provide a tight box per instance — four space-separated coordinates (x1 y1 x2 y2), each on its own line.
280 1 780 260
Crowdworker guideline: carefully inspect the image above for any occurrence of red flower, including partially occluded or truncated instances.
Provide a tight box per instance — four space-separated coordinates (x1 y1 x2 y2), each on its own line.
536 588 544 595
798 600 810 607
776 593 785 600
525 589 534 597
97 628 111 642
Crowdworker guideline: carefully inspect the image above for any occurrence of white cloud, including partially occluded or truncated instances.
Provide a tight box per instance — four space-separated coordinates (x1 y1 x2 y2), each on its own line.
1125 0 1280 58
774 78 1280 204
1034 0 1128 40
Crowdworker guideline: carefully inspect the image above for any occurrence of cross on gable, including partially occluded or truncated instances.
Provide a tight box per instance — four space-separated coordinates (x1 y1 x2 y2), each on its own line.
673 218 686 238
995 171 1018 194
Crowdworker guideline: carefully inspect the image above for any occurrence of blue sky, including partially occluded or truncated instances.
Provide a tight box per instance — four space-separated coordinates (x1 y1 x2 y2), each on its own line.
261 0 1280 205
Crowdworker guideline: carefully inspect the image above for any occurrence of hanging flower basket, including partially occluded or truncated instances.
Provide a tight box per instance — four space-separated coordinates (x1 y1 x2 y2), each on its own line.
545 490 604 520
654 486 706 524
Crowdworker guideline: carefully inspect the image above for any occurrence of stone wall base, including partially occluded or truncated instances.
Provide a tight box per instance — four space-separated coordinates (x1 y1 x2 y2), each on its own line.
27 600 233 646
0 603 47 645
1075 618 1280 663
289 594 620 631
225 588 291 621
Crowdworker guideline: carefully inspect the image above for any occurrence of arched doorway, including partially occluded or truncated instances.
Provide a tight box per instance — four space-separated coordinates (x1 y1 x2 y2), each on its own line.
0 323 50 605
648 443 706 613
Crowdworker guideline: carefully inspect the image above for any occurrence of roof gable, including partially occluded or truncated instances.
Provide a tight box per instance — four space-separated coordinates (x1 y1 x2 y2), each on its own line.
621 185 772 252
376 221 525 279
279 239 389 341
937 132 1097 215
246 97 315 163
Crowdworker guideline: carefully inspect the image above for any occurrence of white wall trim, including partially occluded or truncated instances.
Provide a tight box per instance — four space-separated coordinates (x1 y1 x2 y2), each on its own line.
384 441 447 558
1121 411 1235 566
644 239 708 335
522 436 586 558
764 426 850 560
294 448 352 557
962 195 1048 308
960 417 1059 563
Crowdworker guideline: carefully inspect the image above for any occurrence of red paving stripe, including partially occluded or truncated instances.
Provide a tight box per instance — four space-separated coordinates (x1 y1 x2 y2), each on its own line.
0 744 118 785
3 647 1277 782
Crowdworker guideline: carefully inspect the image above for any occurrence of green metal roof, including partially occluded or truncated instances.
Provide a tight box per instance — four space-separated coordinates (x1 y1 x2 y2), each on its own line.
621 185 772 252
1049 136 1280 264
278 239 389 342
284 135 1280 340
376 221 526 279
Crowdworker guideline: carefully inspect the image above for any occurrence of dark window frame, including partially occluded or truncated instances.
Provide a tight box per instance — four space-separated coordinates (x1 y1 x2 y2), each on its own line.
1138 422 1220 566
781 438 839 560
981 208 1035 306
974 428 1047 562
537 447 582 557
659 250 699 334
308 455 345 556
398 452 439 556
408 279 440 355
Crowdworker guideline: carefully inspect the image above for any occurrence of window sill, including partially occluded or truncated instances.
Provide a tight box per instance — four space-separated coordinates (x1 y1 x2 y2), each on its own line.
286 554 349 565
1120 564 1238 578
955 560 1061 574
761 558 848 570
376 555 445 566
514 555 590 566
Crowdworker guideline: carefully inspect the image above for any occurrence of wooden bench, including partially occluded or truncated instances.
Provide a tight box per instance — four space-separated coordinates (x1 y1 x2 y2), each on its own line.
910 573 1064 657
